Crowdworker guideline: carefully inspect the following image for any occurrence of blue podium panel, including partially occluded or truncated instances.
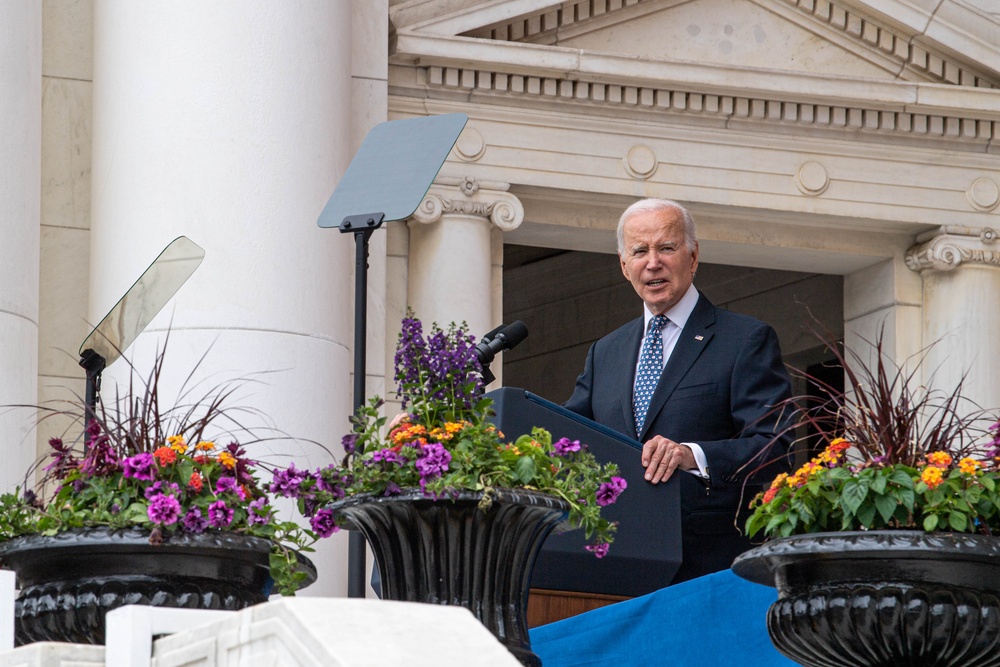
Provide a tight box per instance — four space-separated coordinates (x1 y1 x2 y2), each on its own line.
486 388 682 598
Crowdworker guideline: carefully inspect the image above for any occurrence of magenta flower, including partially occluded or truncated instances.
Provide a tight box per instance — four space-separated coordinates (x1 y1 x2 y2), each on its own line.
553 438 582 456
269 463 308 498
147 493 182 525
309 508 339 538
215 476 246 499
247 497 270 525
415 442 451 478
208 500 234 528
182 508 208 533
595 476 627 507
585 542 610 558
123 453 156 481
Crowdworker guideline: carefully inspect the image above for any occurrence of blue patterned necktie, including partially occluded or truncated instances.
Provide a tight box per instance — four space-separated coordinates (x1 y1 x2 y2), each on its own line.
633 315 669 433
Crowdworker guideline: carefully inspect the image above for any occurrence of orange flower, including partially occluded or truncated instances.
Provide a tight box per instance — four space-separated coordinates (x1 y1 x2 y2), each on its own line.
196 441 215 451
188 472 204 492
959 457 983 475
217 451 237 469
762 487 779 504
921 466 944 489
153 446 177 466
926 451 953 468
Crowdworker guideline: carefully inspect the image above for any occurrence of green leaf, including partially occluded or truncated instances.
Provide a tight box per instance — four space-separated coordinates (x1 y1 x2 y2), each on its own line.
512 456 537 485
870 475 887 495
983 477 996 492
923 514 939 531
888 469 915 488
841 480 868 515
874 494 898 524
949 510 969 532
857 502 876 527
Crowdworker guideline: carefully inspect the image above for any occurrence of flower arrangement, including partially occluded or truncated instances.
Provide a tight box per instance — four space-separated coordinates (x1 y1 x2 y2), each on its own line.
0 345 331 595
747 331 1000 540
282 315 625 556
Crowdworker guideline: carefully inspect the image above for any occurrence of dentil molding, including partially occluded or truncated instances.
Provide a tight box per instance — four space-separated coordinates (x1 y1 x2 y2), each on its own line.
410 177 524 231
905 225 1000 272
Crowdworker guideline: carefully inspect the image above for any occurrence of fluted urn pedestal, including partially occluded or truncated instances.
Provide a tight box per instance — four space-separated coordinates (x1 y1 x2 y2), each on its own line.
329 488 570 667
733 531 1000 667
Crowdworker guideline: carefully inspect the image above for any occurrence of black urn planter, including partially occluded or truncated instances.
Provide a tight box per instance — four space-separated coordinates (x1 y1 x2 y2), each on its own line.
0 527 316 646
732 531 1000 667
329 488 571 667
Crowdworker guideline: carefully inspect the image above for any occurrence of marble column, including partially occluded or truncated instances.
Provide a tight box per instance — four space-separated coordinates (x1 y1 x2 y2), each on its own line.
407 177 524 363
906 225 1000 415
0 4 41 493
89 1 356 596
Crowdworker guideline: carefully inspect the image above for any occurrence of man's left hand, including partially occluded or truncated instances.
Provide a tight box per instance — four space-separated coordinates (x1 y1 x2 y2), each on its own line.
641 435 695 484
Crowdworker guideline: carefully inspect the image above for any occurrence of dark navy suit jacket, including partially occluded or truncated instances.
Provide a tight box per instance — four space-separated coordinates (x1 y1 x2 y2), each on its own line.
564 291 792 581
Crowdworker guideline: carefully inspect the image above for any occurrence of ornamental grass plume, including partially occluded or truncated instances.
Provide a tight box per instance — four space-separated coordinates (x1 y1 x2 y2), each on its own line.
281 314 625 556
747 328 1000 539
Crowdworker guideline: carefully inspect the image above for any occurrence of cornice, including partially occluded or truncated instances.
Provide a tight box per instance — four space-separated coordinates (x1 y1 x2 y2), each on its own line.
450 0 999 89
905 225 1000 272
390 36 999 150
409 177 525 231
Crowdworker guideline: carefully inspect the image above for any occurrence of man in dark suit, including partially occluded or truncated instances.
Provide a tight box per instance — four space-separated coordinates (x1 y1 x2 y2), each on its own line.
564 198 792 582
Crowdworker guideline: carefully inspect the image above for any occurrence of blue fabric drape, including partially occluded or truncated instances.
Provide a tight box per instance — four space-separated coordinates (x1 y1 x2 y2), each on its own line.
530 569 796 666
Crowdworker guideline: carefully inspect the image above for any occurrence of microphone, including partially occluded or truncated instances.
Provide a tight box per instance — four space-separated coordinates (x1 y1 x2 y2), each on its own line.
474 321 528 386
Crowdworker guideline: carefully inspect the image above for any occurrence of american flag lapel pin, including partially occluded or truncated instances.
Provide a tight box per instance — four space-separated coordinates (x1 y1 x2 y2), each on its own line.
694 335 704 341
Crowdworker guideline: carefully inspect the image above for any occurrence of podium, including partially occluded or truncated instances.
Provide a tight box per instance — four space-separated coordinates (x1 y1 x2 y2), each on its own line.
486 388 683 621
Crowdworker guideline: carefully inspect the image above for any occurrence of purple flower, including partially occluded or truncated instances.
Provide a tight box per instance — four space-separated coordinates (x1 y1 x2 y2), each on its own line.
144 481 180 500
383 481 402 497
147 493 182 525
585 542 610 558
247 497 271 525
415 442 451 479
595 476 627 507
553 438 581 456
309 508 340 538
215 476 246 499
269 463 309 498
123 453 156 481
182 508 208 533
341 433 359 455
208 500 234 528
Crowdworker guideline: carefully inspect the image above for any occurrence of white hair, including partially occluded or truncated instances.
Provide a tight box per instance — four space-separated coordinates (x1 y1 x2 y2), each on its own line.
616 199 697 255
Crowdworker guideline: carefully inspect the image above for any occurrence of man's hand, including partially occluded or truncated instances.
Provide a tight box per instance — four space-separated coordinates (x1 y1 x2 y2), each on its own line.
641 435 696 484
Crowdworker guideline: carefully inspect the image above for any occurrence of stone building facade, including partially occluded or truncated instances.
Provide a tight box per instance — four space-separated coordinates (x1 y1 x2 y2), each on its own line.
2 0 998 596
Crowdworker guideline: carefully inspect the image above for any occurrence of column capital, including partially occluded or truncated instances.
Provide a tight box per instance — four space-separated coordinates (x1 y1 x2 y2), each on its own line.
905 225 1000 272
409 176 524 231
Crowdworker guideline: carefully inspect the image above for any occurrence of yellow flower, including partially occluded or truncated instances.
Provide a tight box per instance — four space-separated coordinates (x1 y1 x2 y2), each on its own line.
166 435 186 448
217 451 237 469
921 466 944 489
196 441 215 451
926 451 953 468
769 472 789 490
959 457 983 475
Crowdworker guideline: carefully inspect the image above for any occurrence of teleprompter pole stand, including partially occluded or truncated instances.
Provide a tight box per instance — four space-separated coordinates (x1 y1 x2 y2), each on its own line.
79 349 106 434
341 212 385 598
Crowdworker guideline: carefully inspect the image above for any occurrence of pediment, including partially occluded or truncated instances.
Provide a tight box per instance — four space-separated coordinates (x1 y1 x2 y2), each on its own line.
393 0 1000 88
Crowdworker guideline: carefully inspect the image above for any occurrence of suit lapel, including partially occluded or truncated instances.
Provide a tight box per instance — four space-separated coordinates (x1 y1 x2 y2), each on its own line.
638 294 716 441
614 317 644 440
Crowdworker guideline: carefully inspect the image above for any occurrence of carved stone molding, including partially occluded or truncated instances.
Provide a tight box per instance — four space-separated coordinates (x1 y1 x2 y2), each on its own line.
905 225 1000 272
410 177 524 231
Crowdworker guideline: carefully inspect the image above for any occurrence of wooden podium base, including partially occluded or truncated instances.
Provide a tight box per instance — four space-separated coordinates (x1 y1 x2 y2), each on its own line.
527 588 630 627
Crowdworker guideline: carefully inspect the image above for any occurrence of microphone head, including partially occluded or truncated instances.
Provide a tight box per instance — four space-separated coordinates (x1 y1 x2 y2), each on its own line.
497 320 528 348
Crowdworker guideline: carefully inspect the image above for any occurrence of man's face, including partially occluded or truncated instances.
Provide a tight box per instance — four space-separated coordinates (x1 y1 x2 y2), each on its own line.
619 208 699 315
